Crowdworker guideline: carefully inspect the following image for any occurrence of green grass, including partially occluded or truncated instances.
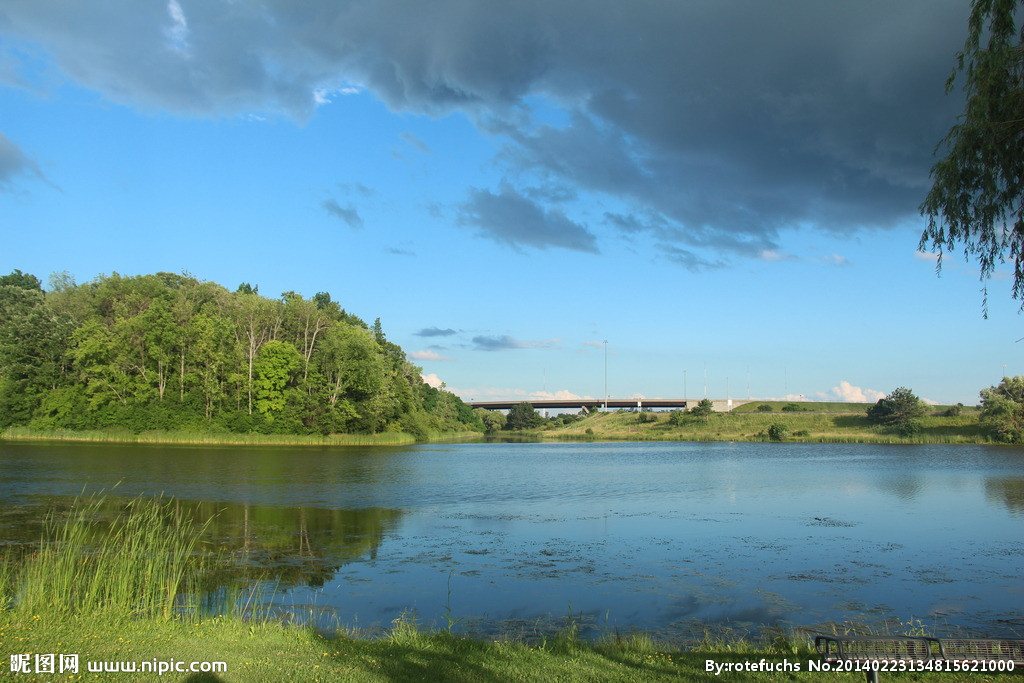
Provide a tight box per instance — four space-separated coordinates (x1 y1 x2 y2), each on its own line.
0 426 483 447
1 612 1004 682
542 409 989 444
0 497 1004 681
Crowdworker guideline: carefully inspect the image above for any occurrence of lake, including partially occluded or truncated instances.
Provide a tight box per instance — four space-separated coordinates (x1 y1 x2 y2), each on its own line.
1 439 1021 641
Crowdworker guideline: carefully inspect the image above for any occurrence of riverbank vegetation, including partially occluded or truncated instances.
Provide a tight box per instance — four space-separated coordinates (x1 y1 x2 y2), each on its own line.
0 496 996 682
530 401 989 444
0 269 482 440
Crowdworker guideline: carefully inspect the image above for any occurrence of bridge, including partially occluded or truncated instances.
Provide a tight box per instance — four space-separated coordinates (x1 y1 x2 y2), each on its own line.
466 398 755 412
468 398 690 411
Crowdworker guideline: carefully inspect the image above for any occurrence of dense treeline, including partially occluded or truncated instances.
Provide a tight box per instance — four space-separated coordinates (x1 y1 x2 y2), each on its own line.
0 269 482 437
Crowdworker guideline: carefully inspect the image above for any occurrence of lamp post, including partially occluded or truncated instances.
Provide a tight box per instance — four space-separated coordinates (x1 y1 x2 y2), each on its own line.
603 340 609 410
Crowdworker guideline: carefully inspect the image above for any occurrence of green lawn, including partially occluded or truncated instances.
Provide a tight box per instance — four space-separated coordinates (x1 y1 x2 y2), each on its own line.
6 612 1014 682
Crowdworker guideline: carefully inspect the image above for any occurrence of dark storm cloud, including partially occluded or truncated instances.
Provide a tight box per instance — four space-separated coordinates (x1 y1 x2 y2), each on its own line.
471 335 554 352
322 198 363 229
0 0 971 255
415 327 457 338
458 183 598 253
0 132 43 191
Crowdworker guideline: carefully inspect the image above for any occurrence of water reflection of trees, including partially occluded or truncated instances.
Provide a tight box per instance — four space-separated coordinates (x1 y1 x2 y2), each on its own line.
985 477 1024 514
180 500 403 588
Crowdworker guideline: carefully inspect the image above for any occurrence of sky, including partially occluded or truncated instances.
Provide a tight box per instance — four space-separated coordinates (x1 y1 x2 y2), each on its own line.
0 0 1020 406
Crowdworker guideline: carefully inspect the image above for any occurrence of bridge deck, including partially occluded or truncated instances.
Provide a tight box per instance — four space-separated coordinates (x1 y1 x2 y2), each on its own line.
467 398 691 410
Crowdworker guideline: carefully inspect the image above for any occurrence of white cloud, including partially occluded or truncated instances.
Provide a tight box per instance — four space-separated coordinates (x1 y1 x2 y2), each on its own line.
822 253 848 265
409 350 453 361
530 389 589 401
759 249 796 262
818 381 886 403
421 373 445 388
164 0 189 53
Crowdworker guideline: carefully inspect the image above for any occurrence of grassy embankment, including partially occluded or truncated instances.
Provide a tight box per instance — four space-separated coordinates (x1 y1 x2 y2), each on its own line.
540 402 987 444
1 496 1007 682
0 426 483 447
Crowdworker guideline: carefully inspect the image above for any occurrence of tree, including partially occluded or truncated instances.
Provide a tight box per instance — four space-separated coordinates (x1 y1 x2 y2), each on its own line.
0 269 42 290
919 0 1024 313
690 398 714 422
252 340 302 416
866 387 926 430
980 375 1024 442
505 402 541 430
0 284 71 424
474 407 506 432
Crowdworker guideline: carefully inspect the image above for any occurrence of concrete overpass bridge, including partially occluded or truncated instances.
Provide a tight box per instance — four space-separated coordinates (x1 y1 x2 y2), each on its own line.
467 398 755 412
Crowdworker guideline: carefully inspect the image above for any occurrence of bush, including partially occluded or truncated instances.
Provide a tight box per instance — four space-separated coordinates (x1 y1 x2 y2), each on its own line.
980 376 1024 443
895 419 922 437
690 399 714 420
756 404 773 412
668 410 684 427
767 423 789 441
944 402 964 417
866 387 925 432
781 403 802 412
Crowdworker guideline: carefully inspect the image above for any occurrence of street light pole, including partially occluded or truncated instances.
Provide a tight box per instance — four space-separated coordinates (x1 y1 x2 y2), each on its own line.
603 340 608 410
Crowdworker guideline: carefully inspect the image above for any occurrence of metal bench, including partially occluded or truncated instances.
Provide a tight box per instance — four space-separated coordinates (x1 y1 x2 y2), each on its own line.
814 634 1024 682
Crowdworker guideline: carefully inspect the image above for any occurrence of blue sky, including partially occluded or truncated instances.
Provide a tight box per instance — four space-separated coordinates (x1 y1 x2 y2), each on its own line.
0 0 1019 406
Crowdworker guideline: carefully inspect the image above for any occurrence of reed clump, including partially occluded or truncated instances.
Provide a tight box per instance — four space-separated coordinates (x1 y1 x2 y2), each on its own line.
2 494 210 620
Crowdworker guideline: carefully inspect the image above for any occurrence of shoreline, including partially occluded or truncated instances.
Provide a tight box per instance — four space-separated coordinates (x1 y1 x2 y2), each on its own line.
0 426 483 447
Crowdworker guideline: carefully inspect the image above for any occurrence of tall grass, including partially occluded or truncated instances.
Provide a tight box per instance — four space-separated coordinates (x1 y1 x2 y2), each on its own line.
0 426 420 446
4 495 210 620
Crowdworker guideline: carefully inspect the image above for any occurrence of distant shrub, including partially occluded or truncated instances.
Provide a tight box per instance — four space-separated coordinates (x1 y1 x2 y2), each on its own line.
781 403 801 412
690 399 714 422
896 419 922 437
792 429 810 437
668 410 684 427
756 404 773 412
637 411 656 424
944 403 964 417
767 423 789 441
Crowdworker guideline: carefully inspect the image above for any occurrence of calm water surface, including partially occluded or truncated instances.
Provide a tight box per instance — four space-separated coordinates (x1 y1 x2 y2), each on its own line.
1 440 1022 640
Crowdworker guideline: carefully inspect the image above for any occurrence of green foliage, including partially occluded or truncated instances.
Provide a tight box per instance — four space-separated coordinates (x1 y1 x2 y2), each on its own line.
866 387 926 431
253 340 302 416
0 269 480 438
505 402 542 430
781 403 802 412
0 268 43 290
895 419 923 437
767 422 789 441
756 403 773 412
919 0 1024 312
980 375 1024 442
688 398 714 424
667 410 685 426
690 398 713 417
